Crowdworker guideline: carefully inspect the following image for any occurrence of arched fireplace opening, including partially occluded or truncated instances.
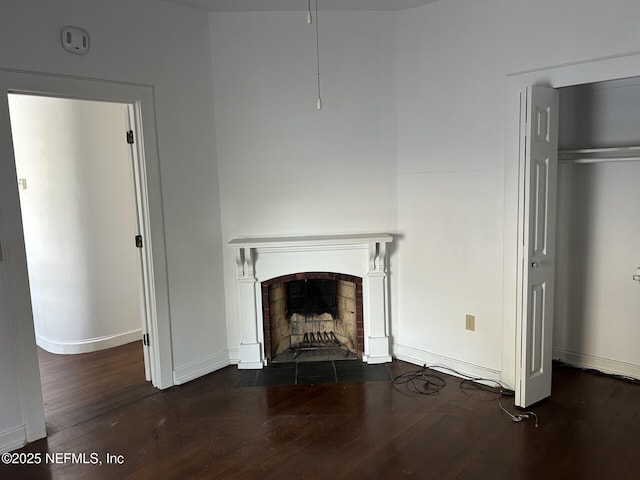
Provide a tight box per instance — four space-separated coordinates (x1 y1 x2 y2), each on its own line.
262 272 363 363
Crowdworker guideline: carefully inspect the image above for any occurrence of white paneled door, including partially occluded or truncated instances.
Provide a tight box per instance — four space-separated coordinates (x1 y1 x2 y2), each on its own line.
517 86 559 408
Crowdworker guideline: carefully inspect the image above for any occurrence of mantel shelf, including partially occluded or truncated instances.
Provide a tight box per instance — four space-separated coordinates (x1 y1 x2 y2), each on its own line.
228 233 393 249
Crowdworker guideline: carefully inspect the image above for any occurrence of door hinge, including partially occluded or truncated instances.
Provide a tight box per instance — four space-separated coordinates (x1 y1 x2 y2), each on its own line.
126 130 135 144
135 235 143 248
0 241 3 262
143 333 150 346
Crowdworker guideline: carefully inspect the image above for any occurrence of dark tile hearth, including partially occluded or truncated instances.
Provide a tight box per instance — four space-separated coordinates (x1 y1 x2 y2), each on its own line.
239 360 391 387
270 346 358 363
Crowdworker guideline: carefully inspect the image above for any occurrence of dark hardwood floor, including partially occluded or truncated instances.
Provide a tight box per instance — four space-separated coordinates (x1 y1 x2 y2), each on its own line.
36 343 157 436
3 343 639 479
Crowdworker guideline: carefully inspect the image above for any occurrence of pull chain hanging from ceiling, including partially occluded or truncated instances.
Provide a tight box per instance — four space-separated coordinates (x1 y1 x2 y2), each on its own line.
307 0 322 109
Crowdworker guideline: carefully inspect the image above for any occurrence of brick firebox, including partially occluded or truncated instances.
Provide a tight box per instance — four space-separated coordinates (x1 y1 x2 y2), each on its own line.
262 272 364 362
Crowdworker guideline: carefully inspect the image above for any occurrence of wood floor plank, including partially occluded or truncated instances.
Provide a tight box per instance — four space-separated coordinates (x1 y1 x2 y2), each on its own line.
2 347 639 479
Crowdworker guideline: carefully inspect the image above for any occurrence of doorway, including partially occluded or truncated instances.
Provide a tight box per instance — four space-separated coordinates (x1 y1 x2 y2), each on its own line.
0 70 173 446
553 77 640 379
7 94 152 429
8 94 147 358
502 51 640 407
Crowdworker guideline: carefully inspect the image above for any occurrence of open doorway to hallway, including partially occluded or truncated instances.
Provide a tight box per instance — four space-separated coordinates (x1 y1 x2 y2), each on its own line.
0 70 172 446
7 94 152 432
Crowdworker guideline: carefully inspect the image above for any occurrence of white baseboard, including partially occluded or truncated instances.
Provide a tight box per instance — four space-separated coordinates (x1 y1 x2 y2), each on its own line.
553 348 640 380
393 343 502 384
0 425 26 454
36 329 142 354
227 348 239 365
173 350 231 385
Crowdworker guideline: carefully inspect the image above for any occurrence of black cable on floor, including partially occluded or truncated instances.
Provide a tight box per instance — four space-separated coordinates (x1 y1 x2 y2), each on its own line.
392 362 538 427
392 365 446 395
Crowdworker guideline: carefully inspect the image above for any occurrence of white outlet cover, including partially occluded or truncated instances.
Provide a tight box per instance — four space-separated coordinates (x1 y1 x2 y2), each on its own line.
62 26 89 55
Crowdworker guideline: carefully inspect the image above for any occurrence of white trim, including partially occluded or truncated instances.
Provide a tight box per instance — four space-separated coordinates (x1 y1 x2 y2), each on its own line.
366 336 392 364
228 348 239 364
0 426 26 454
553 349 640 380
228 233 393 249
35 329 142 355
394 343 502 383
173 350 231 385
251 244 369 255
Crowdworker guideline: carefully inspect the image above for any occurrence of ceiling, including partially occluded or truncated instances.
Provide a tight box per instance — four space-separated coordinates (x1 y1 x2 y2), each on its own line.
162 0 439 12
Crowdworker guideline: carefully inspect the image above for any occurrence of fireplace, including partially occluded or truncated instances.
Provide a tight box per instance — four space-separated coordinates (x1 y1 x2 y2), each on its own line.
262 272 364 362
228 233 393 369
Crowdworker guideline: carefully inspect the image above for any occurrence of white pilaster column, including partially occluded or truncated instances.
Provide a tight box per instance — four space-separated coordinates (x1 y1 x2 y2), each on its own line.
365 241 392 364
234 247 264 369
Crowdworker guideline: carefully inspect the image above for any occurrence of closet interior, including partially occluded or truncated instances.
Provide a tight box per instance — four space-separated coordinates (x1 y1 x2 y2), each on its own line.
553 77 640 379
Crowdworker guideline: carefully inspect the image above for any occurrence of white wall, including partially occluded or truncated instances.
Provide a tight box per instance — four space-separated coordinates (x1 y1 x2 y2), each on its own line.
0 0 226 450
9 95 141 353
209 11 397 359
555 161 640 375
559 78 640 149
395 0 640 376
210 0 640 376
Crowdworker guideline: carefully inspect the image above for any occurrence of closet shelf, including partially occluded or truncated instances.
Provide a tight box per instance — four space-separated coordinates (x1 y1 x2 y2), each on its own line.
558 146 640 164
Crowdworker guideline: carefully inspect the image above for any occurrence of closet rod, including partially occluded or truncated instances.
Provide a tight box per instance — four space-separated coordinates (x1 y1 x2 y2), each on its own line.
559 156 640 164
558 145 640 164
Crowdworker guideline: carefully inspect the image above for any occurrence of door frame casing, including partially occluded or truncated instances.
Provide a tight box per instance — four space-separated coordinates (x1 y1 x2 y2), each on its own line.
0 69 174 445
502 51 640 395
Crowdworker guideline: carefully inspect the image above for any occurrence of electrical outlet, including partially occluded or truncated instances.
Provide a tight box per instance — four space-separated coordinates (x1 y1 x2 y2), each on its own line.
465 314 475 331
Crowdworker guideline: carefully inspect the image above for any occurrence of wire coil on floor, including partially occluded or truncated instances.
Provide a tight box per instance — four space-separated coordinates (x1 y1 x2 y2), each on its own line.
392 365 446 395
392 363 539 427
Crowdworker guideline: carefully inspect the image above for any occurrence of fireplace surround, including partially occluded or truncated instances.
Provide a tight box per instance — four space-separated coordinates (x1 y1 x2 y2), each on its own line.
229 234 393 369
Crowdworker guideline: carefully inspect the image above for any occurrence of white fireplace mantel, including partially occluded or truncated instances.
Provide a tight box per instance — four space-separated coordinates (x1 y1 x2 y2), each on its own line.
228 233 393 369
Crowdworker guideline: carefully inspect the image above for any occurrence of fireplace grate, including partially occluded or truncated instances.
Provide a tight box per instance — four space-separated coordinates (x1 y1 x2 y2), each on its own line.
292 331 351 360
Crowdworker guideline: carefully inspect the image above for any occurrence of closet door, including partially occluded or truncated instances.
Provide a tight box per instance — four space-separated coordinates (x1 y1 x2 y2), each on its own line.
517 86 559 408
